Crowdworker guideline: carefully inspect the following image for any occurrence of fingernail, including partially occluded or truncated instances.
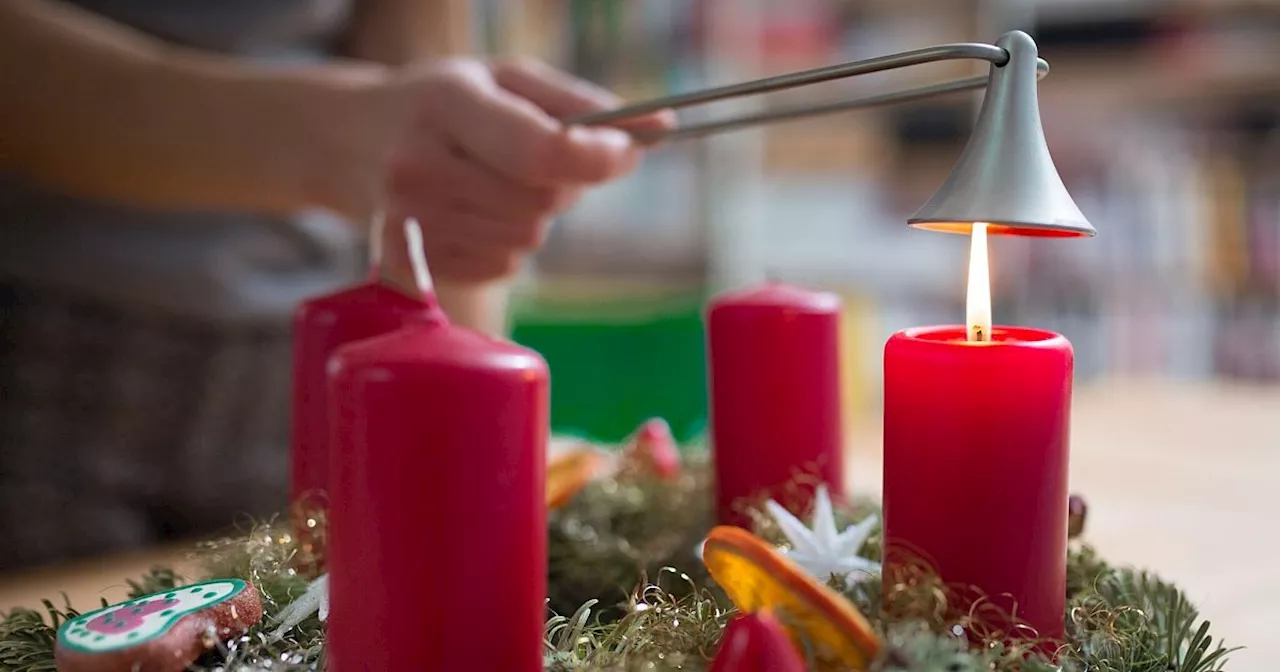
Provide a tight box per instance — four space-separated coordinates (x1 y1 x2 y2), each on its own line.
569 125 633 151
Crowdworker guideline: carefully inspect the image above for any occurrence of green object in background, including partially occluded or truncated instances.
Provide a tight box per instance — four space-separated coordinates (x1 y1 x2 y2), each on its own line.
509 283 708 445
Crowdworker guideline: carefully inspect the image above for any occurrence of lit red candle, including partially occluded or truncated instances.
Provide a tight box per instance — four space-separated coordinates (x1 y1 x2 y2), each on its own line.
290 217 435 515
882 224 1072 642
707 282 845 528
326 220 548 671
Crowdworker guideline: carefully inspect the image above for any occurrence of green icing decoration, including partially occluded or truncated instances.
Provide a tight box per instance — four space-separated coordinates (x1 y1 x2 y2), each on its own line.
54 579 246 655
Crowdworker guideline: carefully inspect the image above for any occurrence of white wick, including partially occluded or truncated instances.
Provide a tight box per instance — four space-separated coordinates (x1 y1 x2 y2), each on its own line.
403 217 435 295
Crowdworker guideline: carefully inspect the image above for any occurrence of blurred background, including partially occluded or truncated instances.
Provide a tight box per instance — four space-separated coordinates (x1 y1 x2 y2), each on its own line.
493 0 1280 443
2 0 1278 667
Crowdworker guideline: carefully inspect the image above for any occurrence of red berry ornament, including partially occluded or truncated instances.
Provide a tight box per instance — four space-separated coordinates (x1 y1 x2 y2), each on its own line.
709 611 806 672
621 418 682 480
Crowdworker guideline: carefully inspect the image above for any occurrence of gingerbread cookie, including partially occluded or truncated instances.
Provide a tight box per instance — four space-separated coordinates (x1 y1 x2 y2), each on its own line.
55 579 263 672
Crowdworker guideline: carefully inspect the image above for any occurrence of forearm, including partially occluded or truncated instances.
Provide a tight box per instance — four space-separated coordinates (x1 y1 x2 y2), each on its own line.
0 0 391 218
341 0 474 64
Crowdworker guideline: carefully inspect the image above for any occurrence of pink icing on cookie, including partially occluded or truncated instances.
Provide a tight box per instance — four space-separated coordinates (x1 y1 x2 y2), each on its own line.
85 597 179 635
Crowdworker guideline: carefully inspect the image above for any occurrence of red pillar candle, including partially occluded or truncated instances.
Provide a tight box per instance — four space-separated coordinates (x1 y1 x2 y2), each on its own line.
882 325 1072 642
325 287 549 669
290 281 435 510
707 282 845 528
291 215 439 516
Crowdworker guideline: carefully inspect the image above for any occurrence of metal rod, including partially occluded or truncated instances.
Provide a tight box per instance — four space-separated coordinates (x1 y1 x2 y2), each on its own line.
639 74 976 143
566 42 1050 143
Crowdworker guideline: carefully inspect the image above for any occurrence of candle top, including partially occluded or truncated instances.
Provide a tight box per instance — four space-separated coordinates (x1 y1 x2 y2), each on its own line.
304 280 436 312
332 318 547 374
709 282 840 313
894 325 1070 350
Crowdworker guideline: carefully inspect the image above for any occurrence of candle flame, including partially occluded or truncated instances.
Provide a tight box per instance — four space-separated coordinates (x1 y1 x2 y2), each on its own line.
966 223 992 342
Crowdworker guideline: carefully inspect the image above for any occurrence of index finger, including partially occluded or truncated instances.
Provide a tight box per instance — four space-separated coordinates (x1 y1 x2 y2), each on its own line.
492 58 676 137
428 61 640 186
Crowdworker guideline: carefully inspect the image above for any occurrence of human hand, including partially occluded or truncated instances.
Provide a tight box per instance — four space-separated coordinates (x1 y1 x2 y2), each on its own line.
379 58 674 284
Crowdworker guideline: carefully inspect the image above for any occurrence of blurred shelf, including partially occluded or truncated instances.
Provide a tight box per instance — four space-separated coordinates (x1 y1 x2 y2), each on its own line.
760 115 890 176
1038 50 1280 111
1028 0 1280 19
1167 0 1280 14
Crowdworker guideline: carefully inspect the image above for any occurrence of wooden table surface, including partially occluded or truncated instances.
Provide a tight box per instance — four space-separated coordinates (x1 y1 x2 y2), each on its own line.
2 380 1276 669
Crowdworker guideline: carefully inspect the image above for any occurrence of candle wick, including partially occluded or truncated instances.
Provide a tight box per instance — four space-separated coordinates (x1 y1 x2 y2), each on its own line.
402 217 435 296
970 325 990 342
375 216 436 300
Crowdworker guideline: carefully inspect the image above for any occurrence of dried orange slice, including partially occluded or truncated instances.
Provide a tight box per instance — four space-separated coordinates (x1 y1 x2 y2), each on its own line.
702 525 882 671
546 448 610 509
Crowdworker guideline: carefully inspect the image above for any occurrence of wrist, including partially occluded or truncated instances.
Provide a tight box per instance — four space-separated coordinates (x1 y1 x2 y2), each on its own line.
287 62 400 223
434 281 512 336
190 58 397 221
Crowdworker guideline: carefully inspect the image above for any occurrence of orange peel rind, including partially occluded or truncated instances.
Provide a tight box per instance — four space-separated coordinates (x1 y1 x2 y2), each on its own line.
701 525 882 670
546 447 610 509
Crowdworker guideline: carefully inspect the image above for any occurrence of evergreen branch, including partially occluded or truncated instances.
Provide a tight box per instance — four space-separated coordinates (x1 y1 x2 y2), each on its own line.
0 599 76 672
0 467 1240 672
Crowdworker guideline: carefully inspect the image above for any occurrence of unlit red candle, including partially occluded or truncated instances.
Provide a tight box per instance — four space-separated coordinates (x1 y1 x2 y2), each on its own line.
290 280 434 511
882 325 1072 642
325 297 549 671
707 282 845 528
